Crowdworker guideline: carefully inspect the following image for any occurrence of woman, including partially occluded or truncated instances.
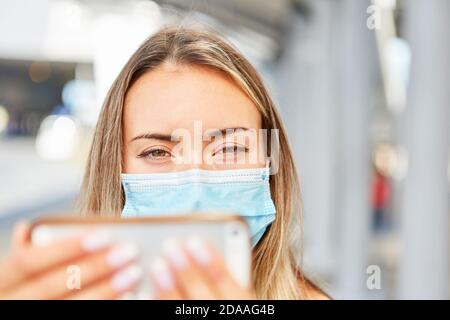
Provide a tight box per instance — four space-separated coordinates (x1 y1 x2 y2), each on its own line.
0 26 328 300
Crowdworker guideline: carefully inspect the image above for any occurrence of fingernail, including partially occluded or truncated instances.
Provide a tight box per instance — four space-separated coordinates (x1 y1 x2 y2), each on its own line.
81 230 113 252
107 243 139 268
111 264 142 292
150 257 174 291
186 236 212 266
162 239 188 270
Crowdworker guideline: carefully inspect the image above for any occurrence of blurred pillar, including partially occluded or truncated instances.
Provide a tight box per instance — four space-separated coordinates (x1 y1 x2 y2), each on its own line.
277 0 338 278
278 0 376 298
398 0 450 299
333 0 375 298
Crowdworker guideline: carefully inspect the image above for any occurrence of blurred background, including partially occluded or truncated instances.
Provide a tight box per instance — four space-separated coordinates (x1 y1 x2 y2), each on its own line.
0 0 448 299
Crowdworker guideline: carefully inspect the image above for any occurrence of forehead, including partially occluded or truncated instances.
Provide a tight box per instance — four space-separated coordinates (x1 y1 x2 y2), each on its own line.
123 64 262 138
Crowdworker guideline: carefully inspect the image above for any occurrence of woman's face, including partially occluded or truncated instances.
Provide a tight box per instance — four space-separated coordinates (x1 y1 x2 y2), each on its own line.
123 64 266 173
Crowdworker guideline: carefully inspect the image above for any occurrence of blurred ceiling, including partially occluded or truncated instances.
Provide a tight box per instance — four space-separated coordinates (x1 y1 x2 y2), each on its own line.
152 0 293 39
1 0 310 62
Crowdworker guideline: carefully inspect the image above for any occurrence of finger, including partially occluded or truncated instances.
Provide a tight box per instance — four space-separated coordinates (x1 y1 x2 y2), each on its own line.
69 242 138 292
11 220 31 250
160 239 217 300
68 264 142 300
3 243 138 299
0 229 113 291
149 259 183 300
185 237 254 300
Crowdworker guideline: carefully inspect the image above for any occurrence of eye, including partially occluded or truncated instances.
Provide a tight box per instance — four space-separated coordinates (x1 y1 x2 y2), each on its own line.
212 144 249 157
138 147 173 162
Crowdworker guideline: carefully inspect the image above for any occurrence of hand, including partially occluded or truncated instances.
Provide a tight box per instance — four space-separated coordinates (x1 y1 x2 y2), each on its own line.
149 237 255 300
0 221 142 299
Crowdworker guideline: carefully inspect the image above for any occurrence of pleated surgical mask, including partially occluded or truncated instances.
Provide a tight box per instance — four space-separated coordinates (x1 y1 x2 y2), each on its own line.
121 167 276 246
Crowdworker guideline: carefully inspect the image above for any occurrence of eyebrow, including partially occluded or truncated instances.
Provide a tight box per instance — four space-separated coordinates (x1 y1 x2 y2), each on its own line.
203 127 250 139
130 127 250 143
130 133 173 143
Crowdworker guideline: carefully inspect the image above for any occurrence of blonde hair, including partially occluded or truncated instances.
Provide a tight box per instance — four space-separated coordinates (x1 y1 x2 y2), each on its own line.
77 25 310 299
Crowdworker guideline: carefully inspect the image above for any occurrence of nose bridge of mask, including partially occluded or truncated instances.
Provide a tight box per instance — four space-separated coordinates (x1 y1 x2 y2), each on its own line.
121 167 269 189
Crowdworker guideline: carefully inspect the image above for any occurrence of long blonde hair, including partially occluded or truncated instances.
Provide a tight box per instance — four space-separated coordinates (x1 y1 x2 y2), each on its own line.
77 25 309 299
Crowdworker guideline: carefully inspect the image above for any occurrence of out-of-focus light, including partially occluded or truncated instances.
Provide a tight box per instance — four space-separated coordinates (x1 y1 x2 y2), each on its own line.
53 116 76 136
384 38 411 114
374 0 397 9
386 38 411 89
62 79 97 125
0 105 9 133
35 115 79 161
29 61 51 83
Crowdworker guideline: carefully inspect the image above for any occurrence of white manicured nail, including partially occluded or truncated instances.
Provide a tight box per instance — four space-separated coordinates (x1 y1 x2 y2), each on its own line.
107 243 139 268
111 264 142 292
150 257 174 290
162 239 188 270
186 236 212 266
81 230 113 252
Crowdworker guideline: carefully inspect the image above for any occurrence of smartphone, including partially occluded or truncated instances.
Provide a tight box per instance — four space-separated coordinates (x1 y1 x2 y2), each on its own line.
31 213 252 299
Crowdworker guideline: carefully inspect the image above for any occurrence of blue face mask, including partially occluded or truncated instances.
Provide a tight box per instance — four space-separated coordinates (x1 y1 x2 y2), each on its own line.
121 167 276 246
